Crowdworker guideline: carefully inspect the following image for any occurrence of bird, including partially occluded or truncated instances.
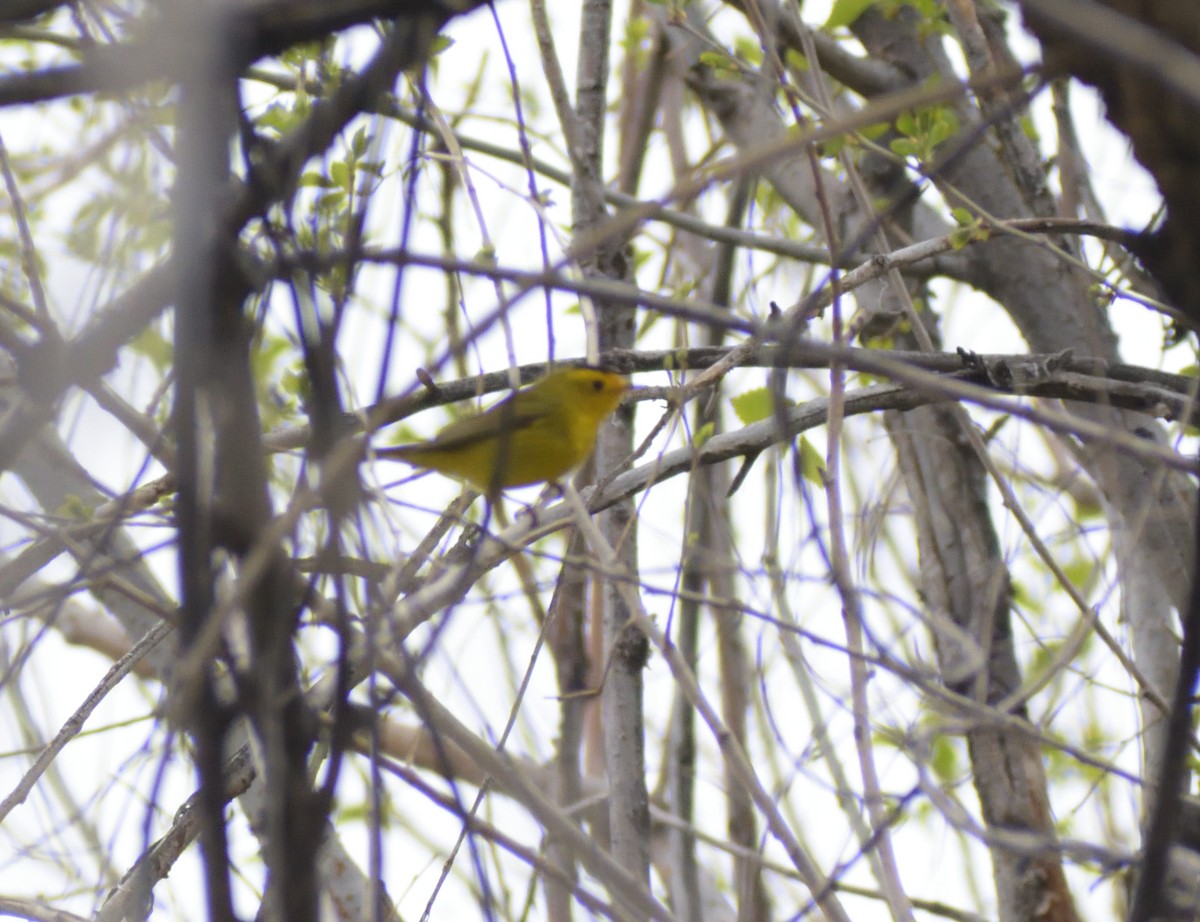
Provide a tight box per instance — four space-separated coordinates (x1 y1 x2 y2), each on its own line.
376 366 629 496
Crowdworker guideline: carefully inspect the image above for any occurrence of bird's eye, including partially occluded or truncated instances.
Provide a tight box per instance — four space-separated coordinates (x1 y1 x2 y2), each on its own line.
592 379 603 391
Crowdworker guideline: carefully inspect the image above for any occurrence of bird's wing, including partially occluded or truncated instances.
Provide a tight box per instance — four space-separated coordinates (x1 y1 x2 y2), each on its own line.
420 402 544 452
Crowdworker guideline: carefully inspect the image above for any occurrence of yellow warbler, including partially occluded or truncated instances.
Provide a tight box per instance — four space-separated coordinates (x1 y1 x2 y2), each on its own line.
379 367 629 494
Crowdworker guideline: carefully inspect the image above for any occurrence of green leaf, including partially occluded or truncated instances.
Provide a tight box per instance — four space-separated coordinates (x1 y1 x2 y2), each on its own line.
693 422 715 446
820 135 846 159
622 15 651 55
350 127 371 158
698 49 739 77
731 387 774 425
1019 113 1040 143
299 170 334 188
796 435 827 485
860 120 890 140
948 227 973 250
950 207 975 226
131 323 172 372
330 160 350 191
784 48 809 72
929 736 959 782
947 208 990 249
734 36 763 68
1059 557 1093 590
826 0 875 28
428 35 454 56
1073 493 1103 522
315 189 346 214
